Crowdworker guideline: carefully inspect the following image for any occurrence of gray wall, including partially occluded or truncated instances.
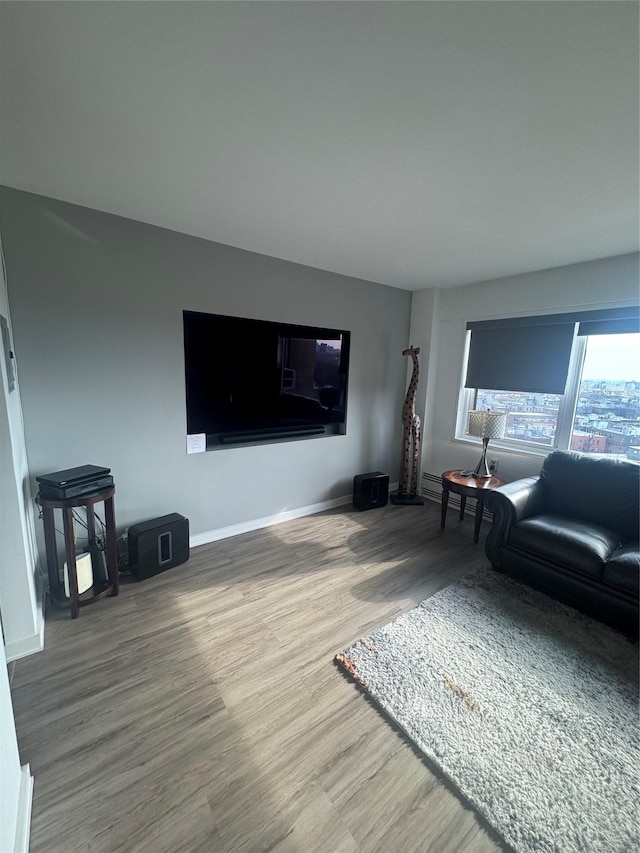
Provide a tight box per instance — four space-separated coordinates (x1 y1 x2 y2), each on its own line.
0 187 411 541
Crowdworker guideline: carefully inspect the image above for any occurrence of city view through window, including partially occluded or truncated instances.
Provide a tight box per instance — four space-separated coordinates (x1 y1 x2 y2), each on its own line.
475 333 640 461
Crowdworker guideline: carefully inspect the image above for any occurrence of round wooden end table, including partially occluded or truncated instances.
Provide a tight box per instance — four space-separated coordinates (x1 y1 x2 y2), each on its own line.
440 470 506 544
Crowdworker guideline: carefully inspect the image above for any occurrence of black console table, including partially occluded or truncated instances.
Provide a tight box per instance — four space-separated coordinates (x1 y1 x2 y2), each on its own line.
38 486 119 618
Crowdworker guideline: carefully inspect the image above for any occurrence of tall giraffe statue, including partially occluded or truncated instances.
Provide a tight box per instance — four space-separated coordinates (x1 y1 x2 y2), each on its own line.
391 346 424 505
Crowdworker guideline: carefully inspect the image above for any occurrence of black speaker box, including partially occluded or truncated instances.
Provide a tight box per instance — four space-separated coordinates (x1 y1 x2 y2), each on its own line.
128 513 190 581
353 471 389 510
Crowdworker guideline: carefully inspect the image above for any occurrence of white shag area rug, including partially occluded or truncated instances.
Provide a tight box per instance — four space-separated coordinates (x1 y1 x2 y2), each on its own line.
336 568 639 853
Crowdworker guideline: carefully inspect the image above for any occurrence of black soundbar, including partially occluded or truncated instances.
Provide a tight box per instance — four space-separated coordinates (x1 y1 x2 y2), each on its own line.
220 426 325 444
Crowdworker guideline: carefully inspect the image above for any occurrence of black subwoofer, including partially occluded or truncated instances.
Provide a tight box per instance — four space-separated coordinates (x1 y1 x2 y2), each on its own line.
128 513 190 581
353 471 389 510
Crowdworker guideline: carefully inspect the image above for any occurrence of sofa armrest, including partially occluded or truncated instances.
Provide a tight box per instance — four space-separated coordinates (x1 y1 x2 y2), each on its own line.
485 477 543 567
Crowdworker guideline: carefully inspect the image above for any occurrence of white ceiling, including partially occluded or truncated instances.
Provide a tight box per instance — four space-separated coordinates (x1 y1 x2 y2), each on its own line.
0 2 637 290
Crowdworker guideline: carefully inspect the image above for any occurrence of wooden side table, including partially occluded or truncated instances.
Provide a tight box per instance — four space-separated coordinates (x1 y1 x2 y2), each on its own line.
441 470 506 544
38 486 119 618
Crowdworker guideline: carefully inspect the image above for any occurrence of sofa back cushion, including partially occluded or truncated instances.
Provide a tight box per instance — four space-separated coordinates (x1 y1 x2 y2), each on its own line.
540 451 639 541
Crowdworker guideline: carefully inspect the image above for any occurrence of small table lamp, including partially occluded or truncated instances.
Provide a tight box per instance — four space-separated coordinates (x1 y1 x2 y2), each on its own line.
466 409 507 478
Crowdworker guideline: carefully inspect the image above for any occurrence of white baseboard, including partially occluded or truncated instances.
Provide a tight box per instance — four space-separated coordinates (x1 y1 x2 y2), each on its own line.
5 596 45 663
190 481 400 548
13 765 33 853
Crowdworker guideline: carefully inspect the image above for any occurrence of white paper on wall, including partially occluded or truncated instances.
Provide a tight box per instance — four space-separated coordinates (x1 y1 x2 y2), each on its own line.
186 433 206 454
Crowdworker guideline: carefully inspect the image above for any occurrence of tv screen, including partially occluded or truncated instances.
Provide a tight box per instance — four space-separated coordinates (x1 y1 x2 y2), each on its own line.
183 311 351 448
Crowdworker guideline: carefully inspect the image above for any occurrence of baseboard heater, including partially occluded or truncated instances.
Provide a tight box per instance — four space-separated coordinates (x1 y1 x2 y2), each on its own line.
220 426 325 444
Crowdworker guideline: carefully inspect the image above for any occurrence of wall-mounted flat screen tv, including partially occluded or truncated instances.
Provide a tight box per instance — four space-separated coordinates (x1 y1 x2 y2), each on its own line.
183 310 351 449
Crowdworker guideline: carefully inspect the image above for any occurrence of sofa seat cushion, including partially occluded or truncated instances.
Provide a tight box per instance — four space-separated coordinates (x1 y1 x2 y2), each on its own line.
603 544 640 595
508 514 621 580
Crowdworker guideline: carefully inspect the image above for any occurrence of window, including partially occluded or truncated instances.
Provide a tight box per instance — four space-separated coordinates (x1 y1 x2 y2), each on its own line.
570 333 640 459
457 310 640 461
474 389 562 446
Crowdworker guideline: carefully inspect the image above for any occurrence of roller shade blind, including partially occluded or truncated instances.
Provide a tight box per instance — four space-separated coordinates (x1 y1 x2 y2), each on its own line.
465 307 639 394
577 309 640 336
465 322 575 394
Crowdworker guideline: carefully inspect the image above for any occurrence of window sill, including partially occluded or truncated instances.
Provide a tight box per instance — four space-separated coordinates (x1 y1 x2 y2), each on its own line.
453 435 554 458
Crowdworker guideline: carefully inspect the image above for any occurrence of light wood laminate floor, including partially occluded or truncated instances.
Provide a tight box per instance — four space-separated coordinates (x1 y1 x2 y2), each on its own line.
11 500 508 853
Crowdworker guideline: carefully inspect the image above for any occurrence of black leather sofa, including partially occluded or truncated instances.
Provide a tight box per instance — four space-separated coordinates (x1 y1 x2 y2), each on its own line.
485 451 639 635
